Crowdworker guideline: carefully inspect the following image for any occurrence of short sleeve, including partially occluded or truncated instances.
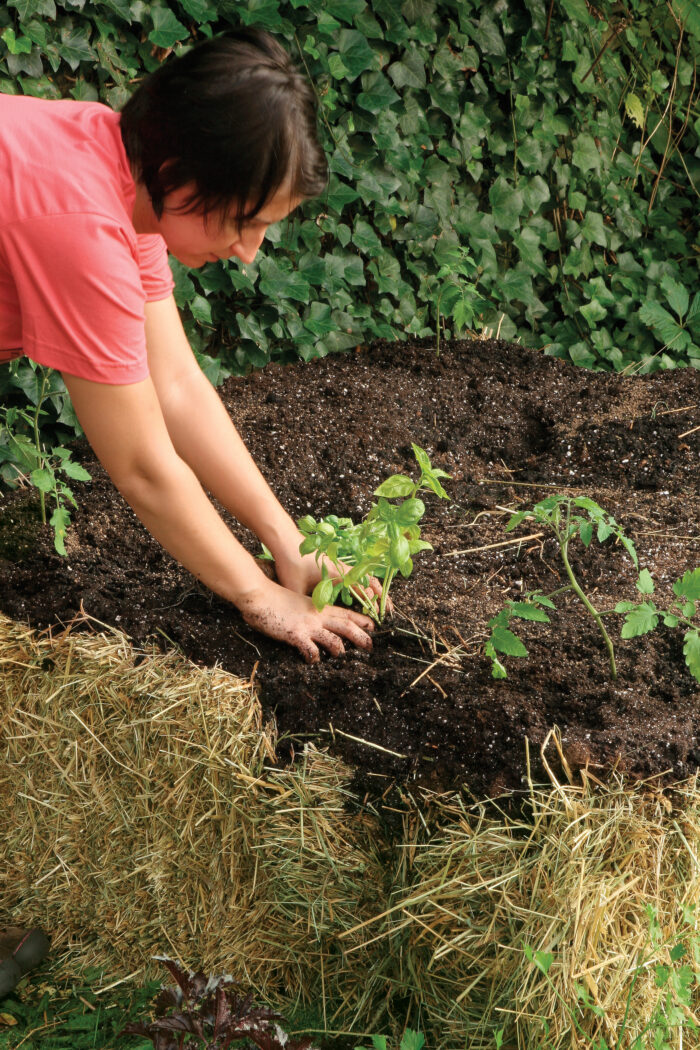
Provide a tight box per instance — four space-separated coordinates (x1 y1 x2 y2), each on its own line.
2 212 151 384
136 232 175 302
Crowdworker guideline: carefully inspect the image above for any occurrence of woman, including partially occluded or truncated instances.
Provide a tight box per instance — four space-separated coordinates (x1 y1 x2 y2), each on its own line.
0 28 378 664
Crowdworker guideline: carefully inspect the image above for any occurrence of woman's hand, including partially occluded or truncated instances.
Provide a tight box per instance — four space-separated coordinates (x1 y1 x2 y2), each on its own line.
272 543 387 617
237 577 375 663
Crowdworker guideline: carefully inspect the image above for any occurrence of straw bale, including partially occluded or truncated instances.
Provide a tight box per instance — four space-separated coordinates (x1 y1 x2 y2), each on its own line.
343 732 700 1049
4 614 700 1049
0 613 387 1019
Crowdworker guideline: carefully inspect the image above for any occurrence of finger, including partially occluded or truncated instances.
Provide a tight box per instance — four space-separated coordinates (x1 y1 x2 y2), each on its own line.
294 635 320 664
326 617 373 651
344 609 375 631
313 627 346 658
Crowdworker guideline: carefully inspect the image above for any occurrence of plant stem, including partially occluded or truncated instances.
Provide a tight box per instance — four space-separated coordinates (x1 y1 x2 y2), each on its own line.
380 569 395 621
33 372 49 525
559 533 617 679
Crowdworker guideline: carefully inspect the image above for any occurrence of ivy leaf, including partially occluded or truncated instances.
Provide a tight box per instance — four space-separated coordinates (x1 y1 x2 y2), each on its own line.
335 28 377 81
148 8 188 48
325 0 366 23
356 71 400 114
58 27 95 71
1 29 33 55
620 603 659 639
8 0 56 18
259 259 311 302
572 133 601 174
684 631 700 683
489 176 523 230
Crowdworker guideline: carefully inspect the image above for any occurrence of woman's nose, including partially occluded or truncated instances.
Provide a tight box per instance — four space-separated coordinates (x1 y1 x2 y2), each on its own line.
230 226 267 264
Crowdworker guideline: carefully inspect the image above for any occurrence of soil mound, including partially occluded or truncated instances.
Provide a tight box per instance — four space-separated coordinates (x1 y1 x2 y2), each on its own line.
1 338 699 800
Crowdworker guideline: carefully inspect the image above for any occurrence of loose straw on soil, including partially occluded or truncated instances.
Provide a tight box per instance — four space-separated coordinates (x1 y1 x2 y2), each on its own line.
3 612 700 1048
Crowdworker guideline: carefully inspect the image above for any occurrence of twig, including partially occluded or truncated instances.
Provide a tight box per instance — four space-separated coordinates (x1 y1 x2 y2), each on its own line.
447 532 544 556
319 727 406 759
678 424 700 438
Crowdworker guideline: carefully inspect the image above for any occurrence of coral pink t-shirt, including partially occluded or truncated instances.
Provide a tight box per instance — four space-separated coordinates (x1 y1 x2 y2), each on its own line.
0 94 174 384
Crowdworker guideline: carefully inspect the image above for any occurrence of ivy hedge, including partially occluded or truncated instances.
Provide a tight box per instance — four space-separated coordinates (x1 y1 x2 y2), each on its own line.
0 0 699 449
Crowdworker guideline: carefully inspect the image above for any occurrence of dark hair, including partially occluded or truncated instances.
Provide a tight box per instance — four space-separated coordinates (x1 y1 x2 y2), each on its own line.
120 28 327 224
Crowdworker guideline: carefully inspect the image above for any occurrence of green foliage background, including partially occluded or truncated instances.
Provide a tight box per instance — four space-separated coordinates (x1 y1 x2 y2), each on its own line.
0 0 699 460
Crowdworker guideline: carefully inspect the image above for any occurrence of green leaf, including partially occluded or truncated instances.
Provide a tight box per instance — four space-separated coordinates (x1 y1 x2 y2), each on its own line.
30 467 54 492
489 176 523 230
8 0 56 18
374 474 415 498
390 534 411 569
684 631 700 683
572 133 601 174
490 626 528 658
400 1030 425 1050
312 576 335 611
60 460 91 482
661 275 689 319
58 27 95 70
639 300 683 346
508 602 550 623
636 569 655 595
674 569 700 601
148 8 188 48
624 91 644 128
396 498 425 525
334 28 377 81
578 520 593 547
620 603 659 639
258 258 311 302
1 29 33 55
357 70 400 114
50 506 70 556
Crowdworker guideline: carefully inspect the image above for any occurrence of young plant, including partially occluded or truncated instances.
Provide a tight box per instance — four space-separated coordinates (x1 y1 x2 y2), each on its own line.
0 373 90 556
296 444 450 623
486 496 638 680
615 567 700 683
434 245 487 355
122 956 316 1050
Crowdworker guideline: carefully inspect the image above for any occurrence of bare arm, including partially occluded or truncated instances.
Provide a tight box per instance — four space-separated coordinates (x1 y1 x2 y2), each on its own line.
144 296 302 561
61 369 374 662
143 296 383 606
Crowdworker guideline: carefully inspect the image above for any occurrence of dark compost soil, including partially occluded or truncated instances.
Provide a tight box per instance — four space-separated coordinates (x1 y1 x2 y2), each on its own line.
1 338 699 803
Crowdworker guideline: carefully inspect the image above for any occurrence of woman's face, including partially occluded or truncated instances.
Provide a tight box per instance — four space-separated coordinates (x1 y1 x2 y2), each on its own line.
154 184 302 269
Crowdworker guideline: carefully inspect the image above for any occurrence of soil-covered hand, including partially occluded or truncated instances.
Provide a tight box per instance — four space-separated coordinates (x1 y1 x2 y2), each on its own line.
273 545 388 616
237 577 375 663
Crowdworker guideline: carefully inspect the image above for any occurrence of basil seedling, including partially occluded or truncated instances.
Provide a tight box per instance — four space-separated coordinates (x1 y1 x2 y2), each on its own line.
298 444 450 622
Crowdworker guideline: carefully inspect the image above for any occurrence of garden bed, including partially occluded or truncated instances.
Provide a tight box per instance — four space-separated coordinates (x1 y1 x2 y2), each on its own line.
1 338 698 801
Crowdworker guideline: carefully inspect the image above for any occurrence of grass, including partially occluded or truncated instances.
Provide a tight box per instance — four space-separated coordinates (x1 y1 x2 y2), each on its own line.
0 966 159 1050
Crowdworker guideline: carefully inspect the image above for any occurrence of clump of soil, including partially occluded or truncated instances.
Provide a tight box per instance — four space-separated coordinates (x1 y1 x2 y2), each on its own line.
1 338 699 802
